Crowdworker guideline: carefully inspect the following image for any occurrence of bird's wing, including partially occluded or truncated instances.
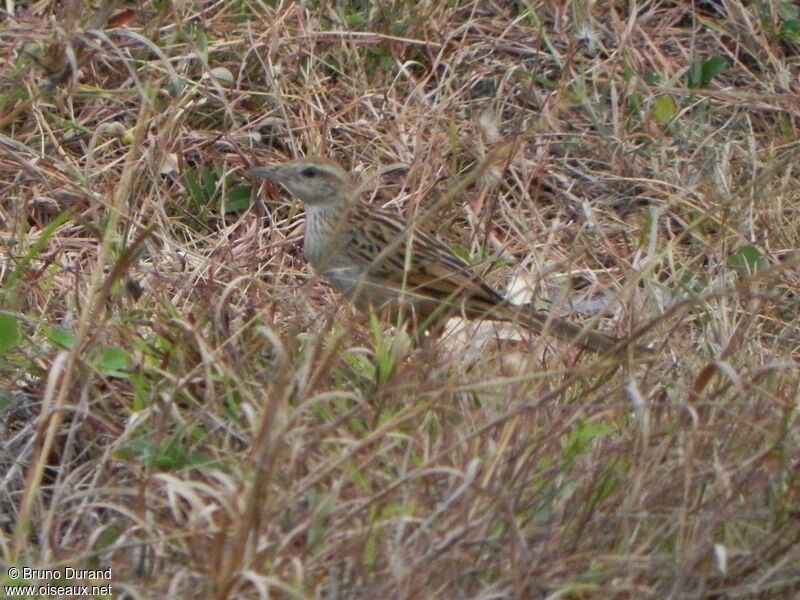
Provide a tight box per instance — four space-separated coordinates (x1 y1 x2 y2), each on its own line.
344 204 504 306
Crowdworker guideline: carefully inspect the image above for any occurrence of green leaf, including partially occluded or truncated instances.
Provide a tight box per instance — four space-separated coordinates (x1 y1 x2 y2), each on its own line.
628 91 643 113
364 47 394 76
130 371 151 411
687 58 703 88
222 185 252 213
184 165 220 209
201 166 218 200
92 525 122 552
652 96 677 125
643 71 661 85
345 12 366 28
115 436 208 470
233 0 257 22
95 347 132 376
447 120 460 154
184 166 204 209
1 209 72 307
688 56 727 88
183 22 208 54
380 53 394 71
44 326 76 350
342 350 375 381
621 60 636 84
364 505 380 567
307 497 333 547
779 3 799 20
195 29 209 55
781 19 800 42
0 314 20 355
727 245 767 276
450 243 472 264
165 76 187 97
369 313 399 385
700 57 727 85
490 257 515 271
209 66 234 85
562 420 615 461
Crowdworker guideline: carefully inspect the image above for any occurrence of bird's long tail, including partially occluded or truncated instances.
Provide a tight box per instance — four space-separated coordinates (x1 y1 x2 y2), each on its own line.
500 303 651 355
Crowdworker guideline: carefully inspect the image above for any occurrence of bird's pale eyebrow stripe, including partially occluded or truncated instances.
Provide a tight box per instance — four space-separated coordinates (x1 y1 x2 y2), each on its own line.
308 164 346 179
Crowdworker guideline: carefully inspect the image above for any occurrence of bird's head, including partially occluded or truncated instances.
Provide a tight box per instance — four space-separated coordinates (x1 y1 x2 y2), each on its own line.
250 157 354 206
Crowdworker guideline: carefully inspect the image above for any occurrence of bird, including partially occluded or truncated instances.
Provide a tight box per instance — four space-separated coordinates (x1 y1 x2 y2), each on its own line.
250 156 645 354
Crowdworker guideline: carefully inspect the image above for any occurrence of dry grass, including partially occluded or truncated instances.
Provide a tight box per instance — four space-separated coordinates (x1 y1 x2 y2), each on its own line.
1 0 799 598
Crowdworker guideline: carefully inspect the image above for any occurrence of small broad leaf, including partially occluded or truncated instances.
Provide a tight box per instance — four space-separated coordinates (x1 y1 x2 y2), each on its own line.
44 326 75 349
345 12 366 28
562 420 616 461
115 436 208 470
687 58 703 88
201 166 218 200
184 167 205 209
342 350 375 381
165 75 187 97
2 209 73 306
0 314 21 355
652 96 677 124
779 3 799 20
628 91 643 113
209 66 234 85
688 56 727 88
700 57 727 85
450 243 472 264
223 185 252 213
781 19 800 42
95 347 132 376
490 257 515 271
728 245 767 276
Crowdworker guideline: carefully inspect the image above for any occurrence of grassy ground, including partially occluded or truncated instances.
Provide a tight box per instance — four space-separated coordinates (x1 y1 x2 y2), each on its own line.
1 1 800 598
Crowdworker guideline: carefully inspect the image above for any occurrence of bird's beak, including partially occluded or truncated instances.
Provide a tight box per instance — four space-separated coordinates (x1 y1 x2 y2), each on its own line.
249 166 284 182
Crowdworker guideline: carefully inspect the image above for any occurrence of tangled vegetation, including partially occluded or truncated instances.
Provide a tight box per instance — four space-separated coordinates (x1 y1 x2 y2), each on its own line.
1 1 799 597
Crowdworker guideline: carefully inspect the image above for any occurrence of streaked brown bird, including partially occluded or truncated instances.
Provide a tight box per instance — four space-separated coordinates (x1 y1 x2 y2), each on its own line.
251 157 645 354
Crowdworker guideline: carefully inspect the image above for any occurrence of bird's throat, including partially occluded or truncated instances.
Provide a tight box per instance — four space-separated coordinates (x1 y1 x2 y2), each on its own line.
304 202 350 269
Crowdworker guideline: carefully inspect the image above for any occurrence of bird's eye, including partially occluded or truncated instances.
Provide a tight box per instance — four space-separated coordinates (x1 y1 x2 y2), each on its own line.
301 167 317 178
